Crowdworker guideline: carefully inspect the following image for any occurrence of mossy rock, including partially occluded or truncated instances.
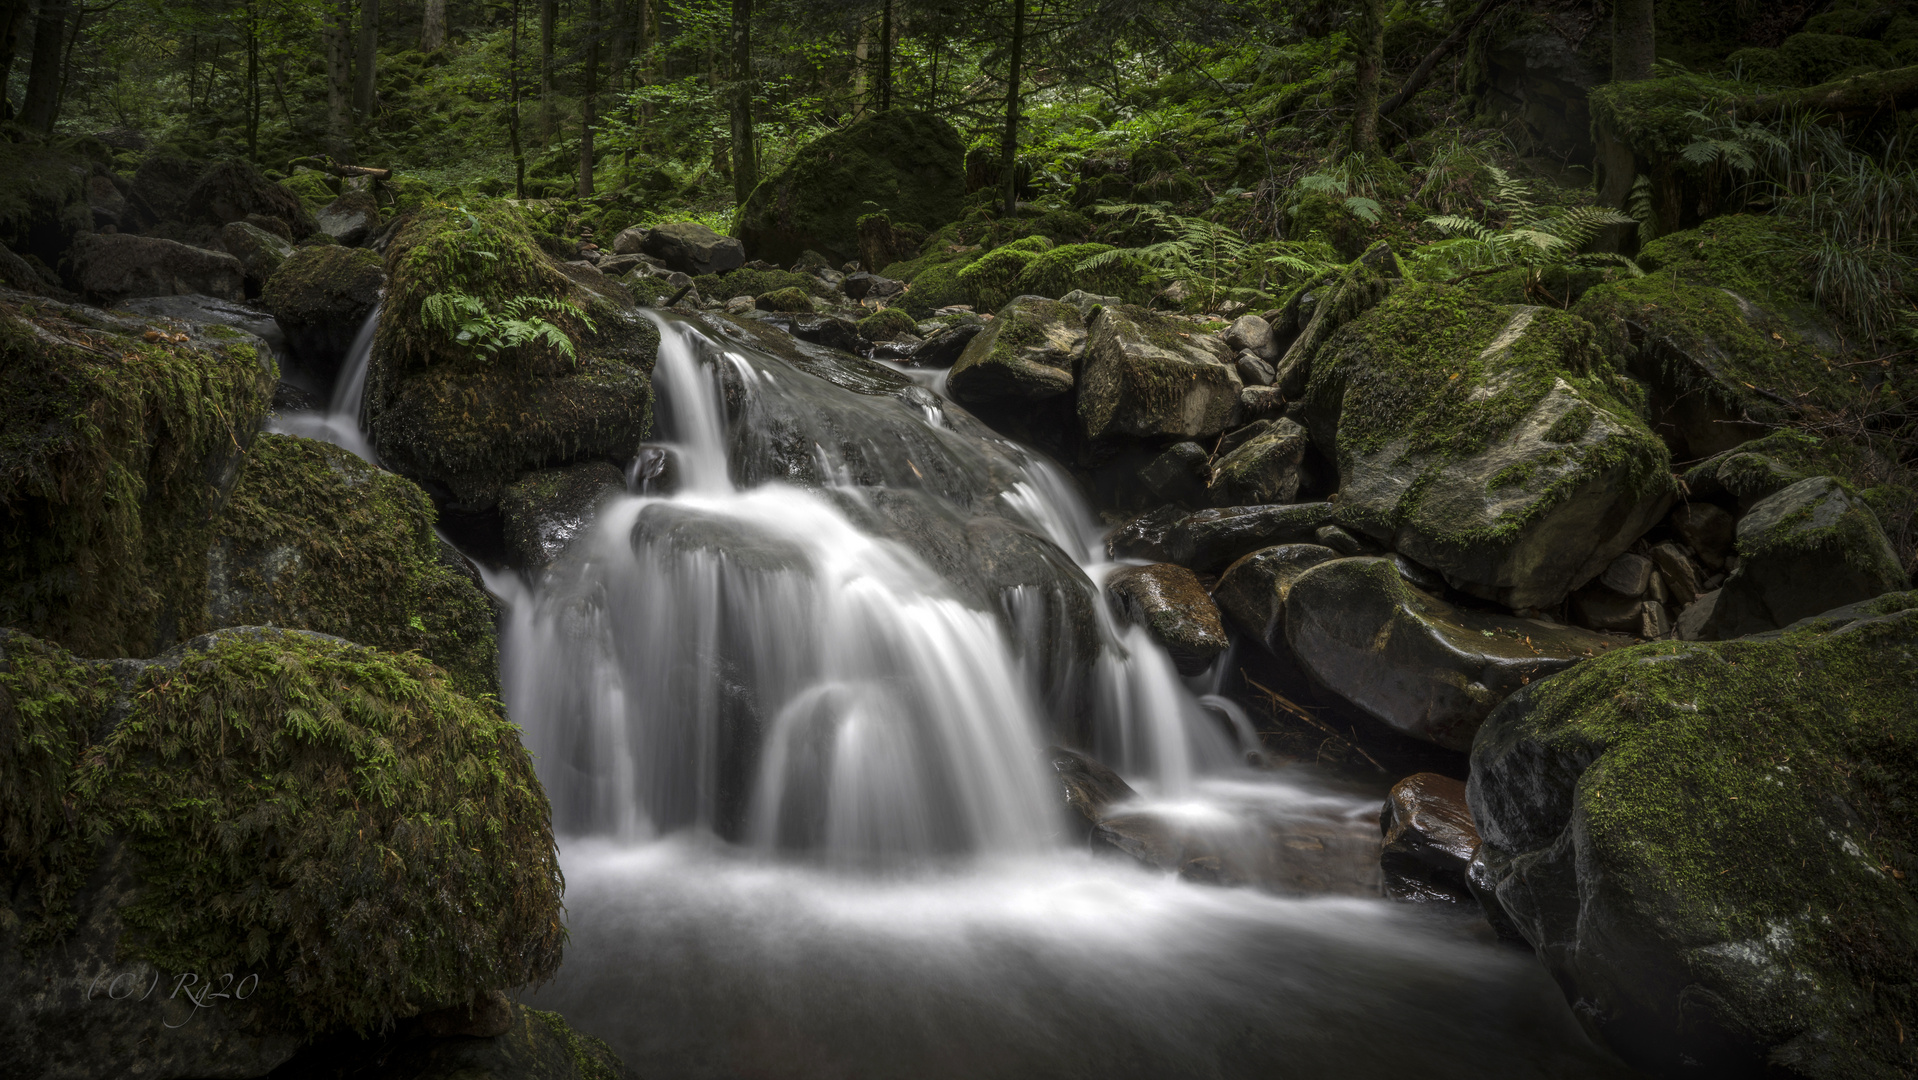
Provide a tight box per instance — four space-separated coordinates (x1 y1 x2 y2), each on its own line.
499 460 627 571
1307 284 1675 610
754 286 813 313
895 260 972 318
1077 304 1241 442
1702 475 1909 638
856 306 919 342
1012 242 1158 305
734 110 967 267
692 266 829 303
0 287 276 659
0 626 564 1076
956 237 1051 312
946 295 1085 407
1469 593 1918 1077
280 168 341 211
366 201 659 509
209 433 501 698
0 140 92 267
1574 215 1866 460
1777 31 1897 84
262 245 385 375
1587 73 1737 160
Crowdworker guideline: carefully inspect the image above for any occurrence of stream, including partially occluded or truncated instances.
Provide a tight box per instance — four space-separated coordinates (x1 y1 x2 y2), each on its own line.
276 309 1634 1079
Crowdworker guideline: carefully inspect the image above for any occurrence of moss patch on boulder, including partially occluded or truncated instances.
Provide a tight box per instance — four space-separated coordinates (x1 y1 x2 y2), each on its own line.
856 306 919 341
956 236 1052 312
692 266 829 302
1013 242 1158 304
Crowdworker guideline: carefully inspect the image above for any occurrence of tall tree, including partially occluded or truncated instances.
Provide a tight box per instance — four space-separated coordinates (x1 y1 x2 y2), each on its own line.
325 0 355 160
580 0 601 196
538 0 556 141
19 0 69 132
422 0 447 51
509 0 526 195
1613 0 1655 81
727 0 756 203
0 0 28 121
1000 0 1024 215
355 0 379 119
877 0 892 112
1596 0 1655 239
1349 0 1383 155
607 0 630 90
244 0 261 157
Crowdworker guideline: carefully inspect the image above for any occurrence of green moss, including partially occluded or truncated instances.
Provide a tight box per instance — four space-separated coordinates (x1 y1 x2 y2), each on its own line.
755 286 813 313
280 170 340 211
897 260 972 318
530 1009 624 1080
694 266 829 302
212 433 499 699
0 627 564 1036
1778 31 1897 84
1013 242 1159 303
262 245 384 321
0 296 276 659
1489 602 1918 1070
1587 73 1739 158
957 239 1052 312
857 307 919 341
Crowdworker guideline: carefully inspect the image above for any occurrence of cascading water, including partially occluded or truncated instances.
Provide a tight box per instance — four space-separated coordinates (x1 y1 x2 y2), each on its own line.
270 307 380 463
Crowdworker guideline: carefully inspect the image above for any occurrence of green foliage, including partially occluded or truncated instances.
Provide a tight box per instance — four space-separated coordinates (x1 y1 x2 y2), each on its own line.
421 288 595 361
857 307 920 341
1084 201 1278 310
1423 167 1641 297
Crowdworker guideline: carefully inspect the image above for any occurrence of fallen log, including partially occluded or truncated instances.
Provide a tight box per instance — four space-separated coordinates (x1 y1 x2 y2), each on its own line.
1381 0 1509 118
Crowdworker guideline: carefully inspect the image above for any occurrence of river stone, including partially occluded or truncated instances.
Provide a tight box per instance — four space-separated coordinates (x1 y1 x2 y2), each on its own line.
1235 352 1276 387
316 189 379 246
1380 772 1480 904
1078 303 1241 442
1702 476 1909 640
1139 441 1211 506
911 321 981 368
1307 288 1675 610
1092 802 1383 896
1206 417 1307 507
946 295 1084 406
1042 745 1138 840
1224 313 1278 361
68 232 246 302
1598 552 1653 597
499 460 629 572
1211 543 1340 647
1284 557 1626 750
1647 541 1702 606
611 225 648 254
1104 563 1230 675
1468 593 1918 1078
1105 504 1186 562
220 219 294 289
262 244 384 378
184 159 317 238
1164 502 1337 572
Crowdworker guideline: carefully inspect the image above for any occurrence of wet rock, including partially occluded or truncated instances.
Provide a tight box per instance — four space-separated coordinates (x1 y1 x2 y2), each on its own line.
1078 303 1241 442
910 321 982 368
1205 417 1306 507
1139 441 1211 506
1313 524 1362 555
1105 504 1186 561
1468 594 1918 1077
1224 313 1278 361
947 295 1084 406
68 232 245 302
643 221 746 276
219 219 294 290
261 245 384 378
1308 290 1674 609
1092 801 1382 897
1670 501 1736 569
316 189 380 246
1702 476 1909 639
500 460 629 572
1284 557 1624 750
1211 543 1339 646
1104 563 1230 675
1042 745 1138 839
1164 502 1337 572
1380 772 1479 903
112 293 286 356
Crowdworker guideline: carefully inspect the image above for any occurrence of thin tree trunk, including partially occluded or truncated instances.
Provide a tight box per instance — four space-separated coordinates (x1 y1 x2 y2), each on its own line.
1596 0 1655 242
355 0 378 119
51 1 82 129
728 0 756 204
19 0 68 132
539 0 556 142
851 18 868 119
1349 0 1383 155
510 0 526 195
1000 0 1024 216
607 0 630 90
878 0 892 112
422 0 446 51
0 0 29 121
580 0 600 197
1380 0 1506 117
325 0 354 161
245 0 260 157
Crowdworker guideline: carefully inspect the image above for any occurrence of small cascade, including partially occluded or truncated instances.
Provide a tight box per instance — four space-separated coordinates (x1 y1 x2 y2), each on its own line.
271 307 380 463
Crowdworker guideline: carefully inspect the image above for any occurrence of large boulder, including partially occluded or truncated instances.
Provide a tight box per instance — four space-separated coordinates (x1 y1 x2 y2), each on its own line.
67 232 246 303
1306 285 1675 610
735 110 966 268
0 286 275 658
1210 543 1341 646
126 146 207 228
0 627 564 1080
1163 502 1337 572
184 159 317 239
262 244 385 378
1468 593 1918 1078
1283 557 1625 749
219 219 294 292
1205 417 1308 506
1702 475 1909 639
365 203 658 511
1078 304 1241 442
316 189 380 246
945 294 1084 407
1103 562 1229 675
641 221 746 276
209 433 501 697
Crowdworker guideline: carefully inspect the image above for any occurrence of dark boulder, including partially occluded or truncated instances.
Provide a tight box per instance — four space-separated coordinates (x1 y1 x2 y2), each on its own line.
0 140 92 267
261 244 384 378
1379 772 1480 903
500 460 629 571
1164 502 1337 572
642 221 747 276
68 232 245 302
184 159 317 238
1205 417 1307 507
316 189 380 246
219 219 294 291
1703 475 1909 639
1210 543 1340 646
1104 562 1230 675
1042 745 1138 840
1078 303 1241 442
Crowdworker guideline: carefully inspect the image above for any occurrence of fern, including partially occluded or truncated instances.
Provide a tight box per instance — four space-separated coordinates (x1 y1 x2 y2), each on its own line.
1627 174 1659 245
1422 168 1641 300
421 288 595 360
1082 201 1260 309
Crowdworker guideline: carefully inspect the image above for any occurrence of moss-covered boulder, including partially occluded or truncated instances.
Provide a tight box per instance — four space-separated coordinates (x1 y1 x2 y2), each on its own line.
896 259 971 318
365 202 658 510
208 433 501 697
1012 242 1158 305
1206 417 1308 506
956 235 1051 312
0 626 564 1078
1285 557 1625 749
734 110 966 267
946 295 1084 407
1078 304 1241 443
0 287 275 659
1574 216 1867 459
754 286 813 313
1307 286 1675 610
262 244 385 377
499 460 627 571
220 220 295 292
184 159 318 239
692 266 828 304
1468 594 1918 1078
855 306 918 342
1700 476 1908 639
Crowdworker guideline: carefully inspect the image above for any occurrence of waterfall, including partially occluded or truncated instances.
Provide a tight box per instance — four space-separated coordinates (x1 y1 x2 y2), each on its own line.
269 307 381 464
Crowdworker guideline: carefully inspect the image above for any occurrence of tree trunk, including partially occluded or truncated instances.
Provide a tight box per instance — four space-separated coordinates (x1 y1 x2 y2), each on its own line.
607 0 630 90
422 0 446 51
1001 0 1024 216
0 0 29 121
728 0 756 204
19 0 68 133
1612 0 1655 82
325 0 354 161
1349 0 1383 155
355 0 378 120
510 0 526 196
1596 0 1654 244
878 0 892 112
51 0 82 128
580 0 600 197
851 18 868 119
1380 0 1506 117
245 0 260 157
539 0 556 142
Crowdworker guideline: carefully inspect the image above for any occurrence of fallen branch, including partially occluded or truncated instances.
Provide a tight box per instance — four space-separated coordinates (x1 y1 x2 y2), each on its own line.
1380 0 1509 118
1245 676 1386 773
1740 64 1918 121
327 163 393 181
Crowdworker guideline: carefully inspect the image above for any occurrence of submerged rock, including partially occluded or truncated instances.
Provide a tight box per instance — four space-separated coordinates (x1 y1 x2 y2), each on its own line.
1042 745 1139 840
1469 593 1918 1078
1104 563 1229 675
1077 303 1241 442
1283 557 1624 750
1703 475 1908 639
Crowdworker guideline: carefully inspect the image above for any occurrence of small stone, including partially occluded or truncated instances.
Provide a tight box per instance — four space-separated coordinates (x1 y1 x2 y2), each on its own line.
1224 313 1278 361
725 294 755 314
1140 442 1212 506
1648 541 1701 606
1639 600 1673 639
1105 563 1230 675
1572 584 1642 633
1599 551 1654 597
1675 590 1720 640
1235 351 1276 387
1380 773 1480 903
